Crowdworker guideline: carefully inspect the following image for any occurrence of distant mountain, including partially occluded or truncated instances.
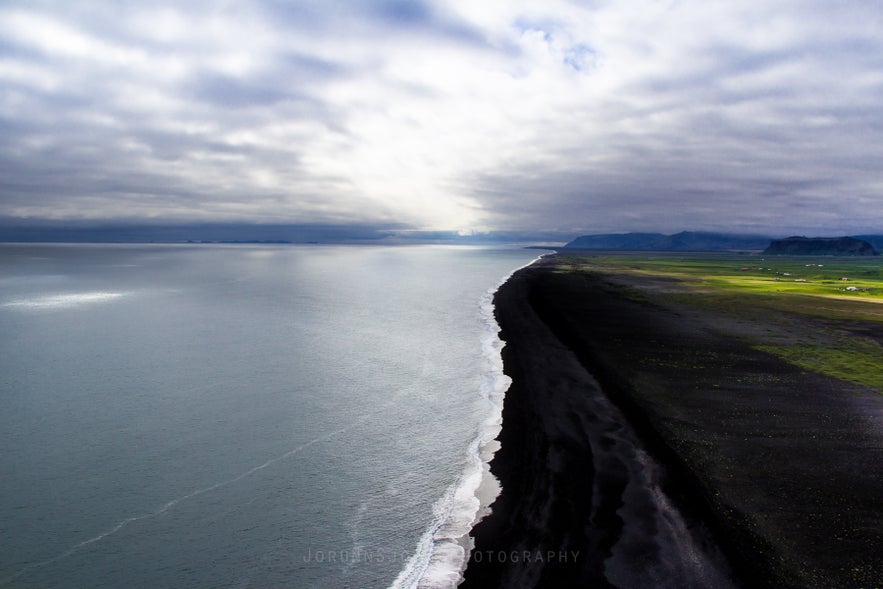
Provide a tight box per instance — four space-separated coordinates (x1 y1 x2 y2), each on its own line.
855 235 883 251
564 232 668 250
0 223 400 243
564 231 772 252
763 236 879 256
0 222 575 245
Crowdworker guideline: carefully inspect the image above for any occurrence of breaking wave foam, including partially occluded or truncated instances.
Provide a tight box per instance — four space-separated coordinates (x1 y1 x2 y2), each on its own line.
390 256 542 589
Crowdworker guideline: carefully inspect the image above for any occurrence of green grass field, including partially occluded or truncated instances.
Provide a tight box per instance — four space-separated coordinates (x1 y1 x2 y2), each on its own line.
557 252 883 391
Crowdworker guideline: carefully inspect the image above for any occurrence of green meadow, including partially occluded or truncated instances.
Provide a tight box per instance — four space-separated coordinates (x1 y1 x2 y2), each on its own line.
557 252 883 391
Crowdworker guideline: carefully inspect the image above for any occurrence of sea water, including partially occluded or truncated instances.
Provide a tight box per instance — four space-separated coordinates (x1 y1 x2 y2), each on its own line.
0 244 538 589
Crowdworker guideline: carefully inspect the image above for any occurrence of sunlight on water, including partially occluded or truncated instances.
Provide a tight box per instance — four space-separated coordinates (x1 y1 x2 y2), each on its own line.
2 291 128 309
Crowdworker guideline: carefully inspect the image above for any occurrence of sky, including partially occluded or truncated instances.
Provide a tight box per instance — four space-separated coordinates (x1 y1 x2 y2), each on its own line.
1 0 882 237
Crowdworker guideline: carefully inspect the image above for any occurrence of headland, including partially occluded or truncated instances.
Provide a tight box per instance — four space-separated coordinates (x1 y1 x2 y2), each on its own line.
462 252 883 588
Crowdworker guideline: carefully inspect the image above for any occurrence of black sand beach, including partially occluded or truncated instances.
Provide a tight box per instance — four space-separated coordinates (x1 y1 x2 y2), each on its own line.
462 255 883 588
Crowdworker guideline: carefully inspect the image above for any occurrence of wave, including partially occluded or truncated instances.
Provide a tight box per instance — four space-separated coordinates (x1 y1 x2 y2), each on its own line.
390 255 543 589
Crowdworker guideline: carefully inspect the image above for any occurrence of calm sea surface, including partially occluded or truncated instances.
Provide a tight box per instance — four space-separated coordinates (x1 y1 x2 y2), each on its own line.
0 244 538 589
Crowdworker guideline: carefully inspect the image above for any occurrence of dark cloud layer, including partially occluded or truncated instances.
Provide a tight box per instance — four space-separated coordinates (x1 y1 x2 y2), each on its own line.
0 0 881 235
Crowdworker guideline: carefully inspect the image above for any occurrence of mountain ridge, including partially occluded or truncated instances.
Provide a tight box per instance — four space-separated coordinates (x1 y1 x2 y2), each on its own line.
564 231 773 252
763 236 878 256
565 231 883 253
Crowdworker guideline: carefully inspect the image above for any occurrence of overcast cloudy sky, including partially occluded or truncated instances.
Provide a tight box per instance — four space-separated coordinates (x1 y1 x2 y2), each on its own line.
1 0 881 235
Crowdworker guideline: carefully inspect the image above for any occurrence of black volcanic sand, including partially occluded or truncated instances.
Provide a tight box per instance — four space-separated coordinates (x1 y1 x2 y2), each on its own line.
461 256 883 588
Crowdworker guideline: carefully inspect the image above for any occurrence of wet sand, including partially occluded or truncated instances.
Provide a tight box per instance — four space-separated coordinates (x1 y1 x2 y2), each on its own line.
461 255 883 588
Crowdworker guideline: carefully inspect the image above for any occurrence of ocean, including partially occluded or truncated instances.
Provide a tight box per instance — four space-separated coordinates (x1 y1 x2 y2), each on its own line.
0 243 539 589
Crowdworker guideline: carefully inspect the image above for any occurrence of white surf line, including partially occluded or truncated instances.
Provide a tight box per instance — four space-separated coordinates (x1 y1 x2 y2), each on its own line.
1 418 369 587
397 255 547 589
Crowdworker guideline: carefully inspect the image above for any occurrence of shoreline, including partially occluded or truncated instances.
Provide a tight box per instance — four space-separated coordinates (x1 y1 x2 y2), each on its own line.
461 255 883 588
399 255 545 589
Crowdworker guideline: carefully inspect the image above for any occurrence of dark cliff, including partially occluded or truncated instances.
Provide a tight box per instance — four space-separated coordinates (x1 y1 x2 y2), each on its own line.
762 236 878 256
